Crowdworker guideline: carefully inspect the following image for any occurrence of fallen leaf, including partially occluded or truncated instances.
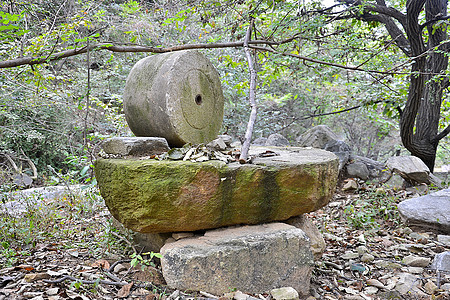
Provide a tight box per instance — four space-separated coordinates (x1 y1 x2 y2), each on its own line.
117 282 133 298
91 259 110 270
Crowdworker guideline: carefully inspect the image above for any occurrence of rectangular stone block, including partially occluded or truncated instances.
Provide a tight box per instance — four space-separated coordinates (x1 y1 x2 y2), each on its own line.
160 223 314 296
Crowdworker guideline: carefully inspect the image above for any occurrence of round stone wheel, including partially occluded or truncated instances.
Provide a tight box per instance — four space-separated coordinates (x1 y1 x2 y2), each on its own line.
123 50 224 147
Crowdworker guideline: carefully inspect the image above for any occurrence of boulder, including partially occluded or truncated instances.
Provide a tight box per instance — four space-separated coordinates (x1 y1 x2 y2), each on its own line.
397 188 450 234
346 162 370 180
95 147 339 233
252 137 268 146
102 137 170 156
265 133 290 146
123 50 224 147
296 125 340 149
160 223 314 296
285 215 325 260
386 156 431 185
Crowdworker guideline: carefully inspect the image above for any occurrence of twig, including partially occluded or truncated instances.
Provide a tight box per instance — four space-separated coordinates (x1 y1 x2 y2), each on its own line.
239 20 258 163
109 231 138 253
43 275 128 286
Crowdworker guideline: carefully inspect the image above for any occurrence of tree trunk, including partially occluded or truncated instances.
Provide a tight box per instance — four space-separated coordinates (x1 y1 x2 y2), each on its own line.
400 0 447 172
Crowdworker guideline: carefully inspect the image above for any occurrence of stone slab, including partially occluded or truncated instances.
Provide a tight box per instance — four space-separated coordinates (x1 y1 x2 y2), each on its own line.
160 223 313 296
102 137 170 156
397 188 450 234
386 156 430 184
94 147 339 233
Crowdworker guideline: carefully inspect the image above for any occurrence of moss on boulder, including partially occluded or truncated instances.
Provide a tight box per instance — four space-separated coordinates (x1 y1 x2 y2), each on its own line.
95 147 339 233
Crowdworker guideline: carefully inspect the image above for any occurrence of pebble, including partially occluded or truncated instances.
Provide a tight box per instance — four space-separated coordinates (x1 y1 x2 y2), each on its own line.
424 280 438 294
270 287 299 300
360 253 374 263
407 266 424 274
113 263 127 273
441 283 450 291
356 246 368 255
342 252 359 259
364 286 378 295
402 255 431 267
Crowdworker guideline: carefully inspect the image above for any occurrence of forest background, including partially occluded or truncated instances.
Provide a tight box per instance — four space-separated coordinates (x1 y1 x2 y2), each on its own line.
0 0 449 188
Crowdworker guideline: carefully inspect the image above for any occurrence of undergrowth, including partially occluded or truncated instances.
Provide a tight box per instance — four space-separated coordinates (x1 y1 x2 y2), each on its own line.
0 186 129 268
343 188 401 231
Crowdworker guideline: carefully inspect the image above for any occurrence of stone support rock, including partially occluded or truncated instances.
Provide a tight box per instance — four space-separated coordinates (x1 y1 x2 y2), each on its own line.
160 223 314 296
95 147 339 233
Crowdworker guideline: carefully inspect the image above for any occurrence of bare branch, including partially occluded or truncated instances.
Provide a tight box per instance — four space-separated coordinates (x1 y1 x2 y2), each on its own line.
239 21 258 163
0 40 284 69
434 123 450 143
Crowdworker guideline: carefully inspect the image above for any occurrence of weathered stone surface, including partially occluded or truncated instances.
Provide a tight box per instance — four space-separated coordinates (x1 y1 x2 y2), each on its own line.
123 50 224 147
430 251 450 272
296 125 340 149
103 137 170 156
397 188 450 234
160 223 314 296
346 162 370 180
265 133 290 146
252 137 268 146
95 147 339 233
285 215 325 260
270 287 299 300
386 156 430 184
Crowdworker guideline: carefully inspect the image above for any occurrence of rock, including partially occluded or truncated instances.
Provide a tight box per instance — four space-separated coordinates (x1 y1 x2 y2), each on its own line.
102 137 170 156
207 137 228 151
402 255 431 267
397 188 450 234
218 135 233 147
386 156 431 185
1 185 86 216
346 162 369 180
296 125 340 149
437 235 450 246
382 174 405 190
270 287 299 300
110 216 172 252
342 179 358 191
160 223 313 296
252 137 267 146
265 133 290 146
95 147 339 233
424 280 438 294
394 273 423 295
342 251 359 259
324 140 351 153
360 253 374 263
430 251 450 272
123 50 224 147
349 155 387 179
407 267 424 274
113 264 127 273
442 283 450 291
172 232 194 240
12 173 33 187
356 246 368 255
285 215 326 260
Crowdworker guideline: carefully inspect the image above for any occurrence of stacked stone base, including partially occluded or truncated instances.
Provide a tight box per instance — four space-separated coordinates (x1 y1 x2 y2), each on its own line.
96 137 338 296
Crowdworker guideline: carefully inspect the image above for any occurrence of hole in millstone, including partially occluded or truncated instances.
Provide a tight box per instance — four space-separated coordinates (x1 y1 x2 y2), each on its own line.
195 94 203 105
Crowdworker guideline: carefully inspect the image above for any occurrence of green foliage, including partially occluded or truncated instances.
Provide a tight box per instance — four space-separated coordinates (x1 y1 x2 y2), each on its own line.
130 251 162 271
344 189 401 230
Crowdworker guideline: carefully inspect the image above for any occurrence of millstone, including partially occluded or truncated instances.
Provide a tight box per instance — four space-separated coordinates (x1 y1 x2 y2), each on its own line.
94 147 339 233
123 50 224 147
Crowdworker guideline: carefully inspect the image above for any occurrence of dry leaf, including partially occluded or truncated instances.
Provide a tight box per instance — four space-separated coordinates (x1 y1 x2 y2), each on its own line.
91 259 110 270
117 282 133 298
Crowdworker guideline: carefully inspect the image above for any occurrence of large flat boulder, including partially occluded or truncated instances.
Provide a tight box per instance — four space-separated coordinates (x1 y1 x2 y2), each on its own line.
397 188 450 234
160 223 314 296
95 147 338 233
